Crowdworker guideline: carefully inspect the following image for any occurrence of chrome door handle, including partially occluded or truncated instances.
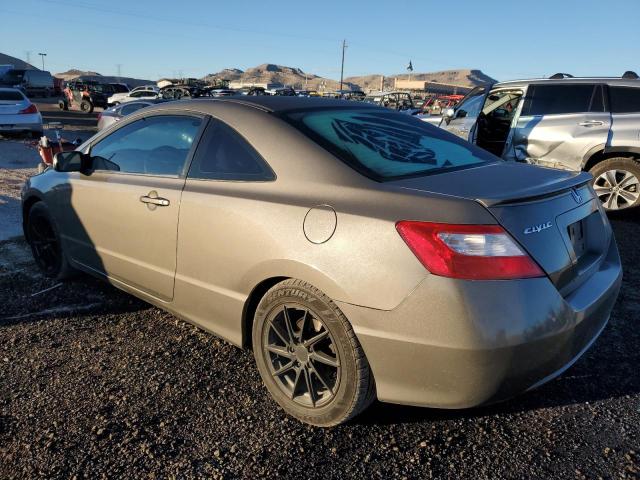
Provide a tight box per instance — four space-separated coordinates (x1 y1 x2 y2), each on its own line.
140 195 170 206
578 120 604 127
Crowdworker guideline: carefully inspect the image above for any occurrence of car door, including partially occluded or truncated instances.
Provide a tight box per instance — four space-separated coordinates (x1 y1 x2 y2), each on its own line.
57 113 205 301
509 83 611 170
173 118 276 344
440 85 491 141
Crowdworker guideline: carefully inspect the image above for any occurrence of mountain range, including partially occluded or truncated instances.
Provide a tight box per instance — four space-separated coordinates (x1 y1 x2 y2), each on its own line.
2 50 497 91
202 63 496 91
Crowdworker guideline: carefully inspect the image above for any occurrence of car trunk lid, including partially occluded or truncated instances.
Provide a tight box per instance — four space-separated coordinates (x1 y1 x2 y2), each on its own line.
0 99 27 115
391 162 612 294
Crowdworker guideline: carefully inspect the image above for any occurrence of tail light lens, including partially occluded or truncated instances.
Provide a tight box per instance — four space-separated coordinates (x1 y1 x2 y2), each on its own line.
396 221 544 280
19 104 38 114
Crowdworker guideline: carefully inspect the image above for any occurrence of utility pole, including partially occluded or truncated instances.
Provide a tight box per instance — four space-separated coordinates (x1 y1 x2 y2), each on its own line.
116 64 122 82
339 39 347 92
25 51 32 66
38 53 47 71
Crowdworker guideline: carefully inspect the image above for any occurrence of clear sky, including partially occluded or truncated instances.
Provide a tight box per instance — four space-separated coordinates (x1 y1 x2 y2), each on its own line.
1 0 638 82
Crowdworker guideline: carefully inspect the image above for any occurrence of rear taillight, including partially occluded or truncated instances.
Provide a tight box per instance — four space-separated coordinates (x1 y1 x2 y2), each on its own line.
396 221 544 280
19 104 38 114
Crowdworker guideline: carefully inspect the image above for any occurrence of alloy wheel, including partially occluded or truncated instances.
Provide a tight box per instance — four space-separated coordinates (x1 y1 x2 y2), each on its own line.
593 169 640 210
262 305 341 408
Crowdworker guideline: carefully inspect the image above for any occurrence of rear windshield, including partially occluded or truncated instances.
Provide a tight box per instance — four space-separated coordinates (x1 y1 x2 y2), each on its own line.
281 108 497 181
0 90 25 101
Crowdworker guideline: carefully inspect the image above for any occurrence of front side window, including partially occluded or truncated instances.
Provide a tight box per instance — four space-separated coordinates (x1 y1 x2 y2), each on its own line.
188 120 274 181
282 108 497 181
610 86 640 114
521 84 597 116
90 115 202 176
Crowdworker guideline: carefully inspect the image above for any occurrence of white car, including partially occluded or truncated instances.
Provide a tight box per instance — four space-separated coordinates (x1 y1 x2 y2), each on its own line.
107 85 159 105
0 87 43 137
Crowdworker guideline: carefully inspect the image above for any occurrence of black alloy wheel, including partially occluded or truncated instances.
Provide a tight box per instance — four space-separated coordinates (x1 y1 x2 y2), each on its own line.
263 304 341 408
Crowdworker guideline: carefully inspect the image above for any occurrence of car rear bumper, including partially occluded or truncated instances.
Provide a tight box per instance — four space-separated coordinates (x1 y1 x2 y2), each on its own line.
338 238 622 408
0 113 43 133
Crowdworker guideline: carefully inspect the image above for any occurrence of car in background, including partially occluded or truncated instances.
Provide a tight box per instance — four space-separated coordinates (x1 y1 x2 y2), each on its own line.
97 99 166 130
109 83 130 95
0 69 54 97
440 72 640 210
0 87 43 137
60 81 112 112
243 86 267 96
22 97 621 427
363 91 419 114
108 85 158 105
268 87 296 96
206 88 237 98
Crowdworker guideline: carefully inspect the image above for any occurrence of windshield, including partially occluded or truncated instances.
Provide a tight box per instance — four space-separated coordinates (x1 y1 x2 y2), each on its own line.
282 108 498 181
0 90 25 101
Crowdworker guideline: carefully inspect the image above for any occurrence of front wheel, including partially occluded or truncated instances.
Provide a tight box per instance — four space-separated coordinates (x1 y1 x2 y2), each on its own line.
252 279 375 426
25 202 75 279
590 157 640 211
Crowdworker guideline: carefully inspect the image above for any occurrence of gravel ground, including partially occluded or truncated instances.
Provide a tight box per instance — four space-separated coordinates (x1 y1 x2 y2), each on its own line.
0 106 639 478
0 216 638 479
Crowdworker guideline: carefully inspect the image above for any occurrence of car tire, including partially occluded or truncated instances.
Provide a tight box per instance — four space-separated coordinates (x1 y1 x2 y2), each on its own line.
589 157 640 211
80 100 93 113
252 279 375 426
25 202 75 280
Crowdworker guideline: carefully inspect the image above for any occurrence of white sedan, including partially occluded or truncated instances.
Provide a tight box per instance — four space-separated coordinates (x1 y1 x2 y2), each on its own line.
107 86 159 106
0 88 43 138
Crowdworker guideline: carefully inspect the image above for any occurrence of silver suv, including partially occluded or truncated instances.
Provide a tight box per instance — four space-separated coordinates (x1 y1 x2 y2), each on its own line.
440 72 640 210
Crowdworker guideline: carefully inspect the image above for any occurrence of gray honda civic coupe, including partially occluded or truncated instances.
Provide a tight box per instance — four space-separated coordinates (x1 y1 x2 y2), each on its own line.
21 97 622 426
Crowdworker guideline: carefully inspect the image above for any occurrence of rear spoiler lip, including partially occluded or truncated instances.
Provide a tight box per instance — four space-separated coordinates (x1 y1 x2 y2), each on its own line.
477 171 593 208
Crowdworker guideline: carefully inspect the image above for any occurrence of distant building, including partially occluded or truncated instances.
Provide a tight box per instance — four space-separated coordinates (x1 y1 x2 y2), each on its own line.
393 78 473 96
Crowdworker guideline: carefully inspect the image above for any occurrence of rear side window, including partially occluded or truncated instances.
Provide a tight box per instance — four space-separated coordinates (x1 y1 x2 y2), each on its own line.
282 108 496 181
522 84 597 115
188 120 275 181
90 115 202 176
0 90 25 101
610 86 640 113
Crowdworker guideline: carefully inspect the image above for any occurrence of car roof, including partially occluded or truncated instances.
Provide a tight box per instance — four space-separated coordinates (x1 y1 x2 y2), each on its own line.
182 96 379 113
495 77 640 89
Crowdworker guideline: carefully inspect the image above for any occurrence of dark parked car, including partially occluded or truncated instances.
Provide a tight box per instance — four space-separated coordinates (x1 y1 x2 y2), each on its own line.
0 69 54 97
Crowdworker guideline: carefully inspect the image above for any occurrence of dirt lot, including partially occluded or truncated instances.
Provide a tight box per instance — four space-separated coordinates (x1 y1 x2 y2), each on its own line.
0 105 639 479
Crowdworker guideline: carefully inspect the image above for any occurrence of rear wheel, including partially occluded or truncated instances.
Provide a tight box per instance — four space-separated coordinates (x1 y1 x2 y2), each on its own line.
252 279 375 426
590 157 640 210
26 202 75 279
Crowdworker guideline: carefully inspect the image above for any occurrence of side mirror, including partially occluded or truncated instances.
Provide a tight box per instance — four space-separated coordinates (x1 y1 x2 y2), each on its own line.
53 151 91 173
444 108 455 119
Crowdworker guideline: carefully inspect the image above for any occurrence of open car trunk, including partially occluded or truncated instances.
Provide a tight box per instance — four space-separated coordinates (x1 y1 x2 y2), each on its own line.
392 162 612 295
